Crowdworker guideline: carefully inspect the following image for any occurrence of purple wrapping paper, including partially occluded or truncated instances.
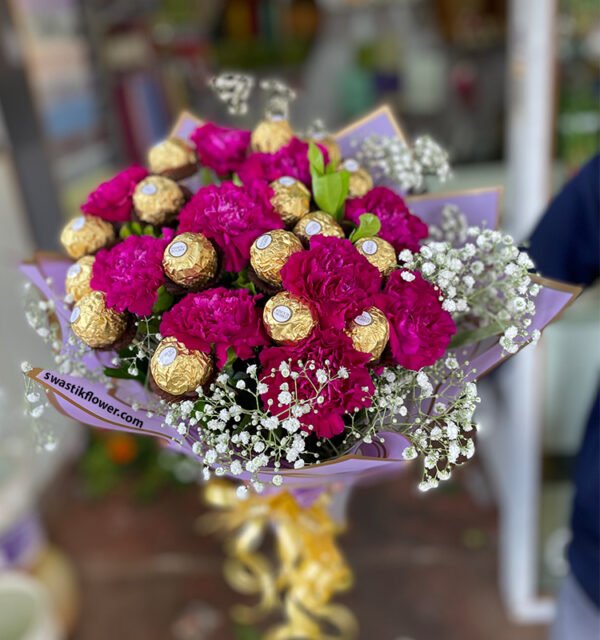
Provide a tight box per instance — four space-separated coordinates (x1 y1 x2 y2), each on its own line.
21 107 581 490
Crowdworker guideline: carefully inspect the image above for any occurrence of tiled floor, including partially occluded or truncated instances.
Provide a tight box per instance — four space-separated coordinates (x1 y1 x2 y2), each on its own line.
42 465 548 640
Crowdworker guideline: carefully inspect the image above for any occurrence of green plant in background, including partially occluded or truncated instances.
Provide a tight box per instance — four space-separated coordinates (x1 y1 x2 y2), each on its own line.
80 432 201 501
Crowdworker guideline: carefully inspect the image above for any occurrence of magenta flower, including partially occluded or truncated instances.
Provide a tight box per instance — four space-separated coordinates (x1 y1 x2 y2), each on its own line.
91 232 173 316
376 270 456 370
238 137 329 186
191 122 251 176
81 165 148 223
177 181 283 272
345 186 428 252
259 328 374 439
159 288 269 368
280 236 382 329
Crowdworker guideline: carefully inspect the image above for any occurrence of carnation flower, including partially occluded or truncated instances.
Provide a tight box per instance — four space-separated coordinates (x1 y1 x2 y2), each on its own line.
177 181 283 272
345 186 428 252
280 236 382 329
376 270 456 370
191 123 250 176
91 232 173 316
81 165 148 222
160 288 268 368
238 137 329 186
259 328 374 438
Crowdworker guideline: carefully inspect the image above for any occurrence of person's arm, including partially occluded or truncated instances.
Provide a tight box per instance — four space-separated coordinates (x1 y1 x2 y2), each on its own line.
527 154 600 287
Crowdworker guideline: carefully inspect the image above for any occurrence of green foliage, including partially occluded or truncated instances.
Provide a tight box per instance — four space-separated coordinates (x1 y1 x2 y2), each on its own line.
152 285 175 313
308 142 350 220
349 213 381 242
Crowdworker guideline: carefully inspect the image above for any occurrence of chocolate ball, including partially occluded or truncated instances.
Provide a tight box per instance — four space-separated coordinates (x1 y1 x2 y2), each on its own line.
270 176 311 226
163 232 217 289
293 211 345 243
133 176 185 225
65 255 95 302
354 236 397 276
60 215 115 260
250 229 303 287
251 116 294 153
263 292 316 344
338 159 373 198
346 307 389 361
150 337 213 397
70 291 127 348
148 137 197 179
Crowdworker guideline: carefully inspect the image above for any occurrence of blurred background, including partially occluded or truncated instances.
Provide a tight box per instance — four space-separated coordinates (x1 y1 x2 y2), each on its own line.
0 1 598 639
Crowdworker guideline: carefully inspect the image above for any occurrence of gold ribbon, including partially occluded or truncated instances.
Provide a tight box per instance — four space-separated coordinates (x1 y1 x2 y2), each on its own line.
200 480 358 639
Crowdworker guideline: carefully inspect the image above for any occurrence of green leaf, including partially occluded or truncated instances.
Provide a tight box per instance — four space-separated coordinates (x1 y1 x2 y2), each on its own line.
152 285 174 314
119 224 133 240
349 213 381 242
131 221 143 235
232 173 243 186
308 141 325 177
449 320 505 349
103 366 146 383
143 224 156 236
225 347 238 370
312 170 350 220
230 268 257 295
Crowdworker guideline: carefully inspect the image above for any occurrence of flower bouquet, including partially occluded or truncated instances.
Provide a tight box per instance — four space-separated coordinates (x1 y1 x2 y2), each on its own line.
21 76 578 638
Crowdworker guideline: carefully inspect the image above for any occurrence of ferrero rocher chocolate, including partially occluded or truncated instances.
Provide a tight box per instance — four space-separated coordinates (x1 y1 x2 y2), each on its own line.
150 336 213 396
163 232 217 288
293 211 345 243
251 116 294 153
148 137 197 179
346 307 389 361
65 256 95 302
338 159 373 198
250 229 303 287
70 291 127 348
60 215 115 260
310 133 341 167
263 292 316 344
133 176 185 225
354 236 397 276
270 177 311 226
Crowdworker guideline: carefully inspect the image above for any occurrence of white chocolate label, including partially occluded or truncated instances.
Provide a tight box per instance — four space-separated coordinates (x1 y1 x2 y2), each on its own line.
278 176 296 187
169 241 188 258
158 346 177 366
354 311 373 327
272 305 292 323
361 239 378 255
343 159 359 172
70 307 80 323
67 264 81 278
141 182 158 196
255 234 272 250
304 220 322 236
71 217 85 231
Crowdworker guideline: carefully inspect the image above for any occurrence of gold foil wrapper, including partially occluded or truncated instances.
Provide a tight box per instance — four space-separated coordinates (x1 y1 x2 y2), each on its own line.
293 211 345 243
310 134 341 167
263 292 316 344
133 176 185 225
346 307 389 361
355 236 397 276
70 291 127 348
148 138 197 177
251 117 294 153
60 215 115 260
65 256 95 302
163 232 217 288
250 229 303 287
338 159 373 198
150 336 213 396
270 177 311 226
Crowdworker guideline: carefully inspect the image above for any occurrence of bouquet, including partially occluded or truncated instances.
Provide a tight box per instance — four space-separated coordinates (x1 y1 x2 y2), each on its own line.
20 75 578 638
